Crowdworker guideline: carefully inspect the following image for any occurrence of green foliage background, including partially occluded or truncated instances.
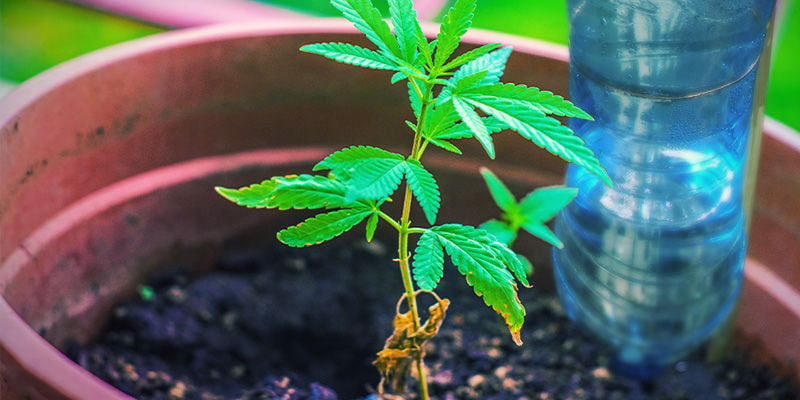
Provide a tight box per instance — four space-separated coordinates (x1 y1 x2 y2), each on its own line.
0 0 798 132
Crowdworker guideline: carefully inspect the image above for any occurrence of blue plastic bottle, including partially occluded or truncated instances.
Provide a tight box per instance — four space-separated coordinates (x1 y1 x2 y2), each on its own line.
553 0 775 377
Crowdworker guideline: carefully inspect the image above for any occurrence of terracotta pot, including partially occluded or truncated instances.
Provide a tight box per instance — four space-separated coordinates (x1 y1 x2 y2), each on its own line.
0 20 798 399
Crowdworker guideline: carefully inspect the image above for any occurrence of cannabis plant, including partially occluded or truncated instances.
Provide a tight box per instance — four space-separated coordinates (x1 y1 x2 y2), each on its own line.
216 0 610 398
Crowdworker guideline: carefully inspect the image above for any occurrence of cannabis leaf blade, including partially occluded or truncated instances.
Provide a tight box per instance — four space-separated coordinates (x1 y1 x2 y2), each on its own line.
465 82 592 119
405 159 440 224
300 42 399 70
389 0 418 62
428 224 526 345
479 219 517 246
331 0 401 57
442 43 503 73
314 145 404 176
518 186 578 248
215 175 350 210
412 230 445 290
434 0 476 67
459 94 611 185
449 47 512 87
451 96 494 158
480 167 518 213
277 208 373 247
347 157 407 201
215 181 278 208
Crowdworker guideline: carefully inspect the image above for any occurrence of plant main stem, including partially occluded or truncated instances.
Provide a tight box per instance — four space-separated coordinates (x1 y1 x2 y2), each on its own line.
393 80 434 400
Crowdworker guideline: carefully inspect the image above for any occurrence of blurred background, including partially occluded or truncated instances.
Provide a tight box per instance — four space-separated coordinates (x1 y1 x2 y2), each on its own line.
1 0 798 132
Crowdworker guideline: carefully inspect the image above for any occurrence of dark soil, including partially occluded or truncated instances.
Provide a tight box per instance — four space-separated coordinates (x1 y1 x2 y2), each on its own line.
67 238 798 400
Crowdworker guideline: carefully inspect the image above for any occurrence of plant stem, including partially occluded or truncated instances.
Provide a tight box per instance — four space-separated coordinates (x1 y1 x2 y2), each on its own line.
393 79 435 400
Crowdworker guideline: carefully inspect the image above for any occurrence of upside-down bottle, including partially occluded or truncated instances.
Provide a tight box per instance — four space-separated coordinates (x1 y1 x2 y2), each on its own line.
553 0 775 377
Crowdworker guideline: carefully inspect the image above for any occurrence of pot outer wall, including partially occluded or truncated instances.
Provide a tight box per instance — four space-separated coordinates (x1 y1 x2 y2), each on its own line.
0 20 798 399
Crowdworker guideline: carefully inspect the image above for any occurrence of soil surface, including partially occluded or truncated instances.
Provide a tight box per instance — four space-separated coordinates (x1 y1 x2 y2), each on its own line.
67 238 798 400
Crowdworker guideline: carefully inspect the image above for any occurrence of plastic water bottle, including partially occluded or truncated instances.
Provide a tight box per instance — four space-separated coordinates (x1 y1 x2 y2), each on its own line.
553 0 775 377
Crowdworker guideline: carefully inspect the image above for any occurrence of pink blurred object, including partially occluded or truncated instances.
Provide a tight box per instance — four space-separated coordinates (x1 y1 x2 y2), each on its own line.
66 0 449 27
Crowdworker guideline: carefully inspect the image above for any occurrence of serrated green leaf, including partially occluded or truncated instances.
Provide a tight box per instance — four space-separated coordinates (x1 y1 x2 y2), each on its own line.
429 224 526 344
519 186 578 222
434 0 476 67
414 22 434 69
300 42 399 71
486 238 530 288
346 157 407 201
463 82 593 120
451 97 494 158
264 174 350 210
459 95 611 185
479 219 517 246
391 71 407 84
365 212 379 242
314 145 404 175
450 47 512 87
421 101 459 138
331 0 401 57
388 0 418 62
427 138 463 154
277 208 372 247
521 222 563 248
434 116 507 140
412 230 445 290
441 43 503 73
215 181 279 208
480 167 518 213
408 77 424 117
405 159 440 224
518 186 578 248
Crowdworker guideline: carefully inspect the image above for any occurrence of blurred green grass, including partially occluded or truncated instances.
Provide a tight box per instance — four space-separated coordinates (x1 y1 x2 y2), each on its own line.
0 0 798 132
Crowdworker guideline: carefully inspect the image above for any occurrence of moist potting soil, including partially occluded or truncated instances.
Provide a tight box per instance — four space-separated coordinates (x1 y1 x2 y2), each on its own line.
66 238 798 400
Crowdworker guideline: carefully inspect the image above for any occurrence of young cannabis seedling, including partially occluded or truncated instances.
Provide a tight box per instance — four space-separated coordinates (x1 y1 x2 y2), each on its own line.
216 0 610 398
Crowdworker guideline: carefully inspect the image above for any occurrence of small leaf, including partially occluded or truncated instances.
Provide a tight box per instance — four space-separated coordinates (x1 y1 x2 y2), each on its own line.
427 138 463 154
365 212 379 242
434 0 476 67
215 181 278 208
407 77 424 117
412 230 445 290
405 159 440 224
300 42 399 70
434 116 507 140
266 174 350 210
421 101 459 138
518 186 578 248
391 71 407 84
451 97 494 158
479 219 517 246
277 208 372 247
314 145 404 176
441 43 503 73
388 0 419 62
450 47 512 87
331 0 401 57
480 167 518 213
519 186 578 223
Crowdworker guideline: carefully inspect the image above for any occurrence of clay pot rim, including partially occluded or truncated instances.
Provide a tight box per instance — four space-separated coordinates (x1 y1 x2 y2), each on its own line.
0 18 568 128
